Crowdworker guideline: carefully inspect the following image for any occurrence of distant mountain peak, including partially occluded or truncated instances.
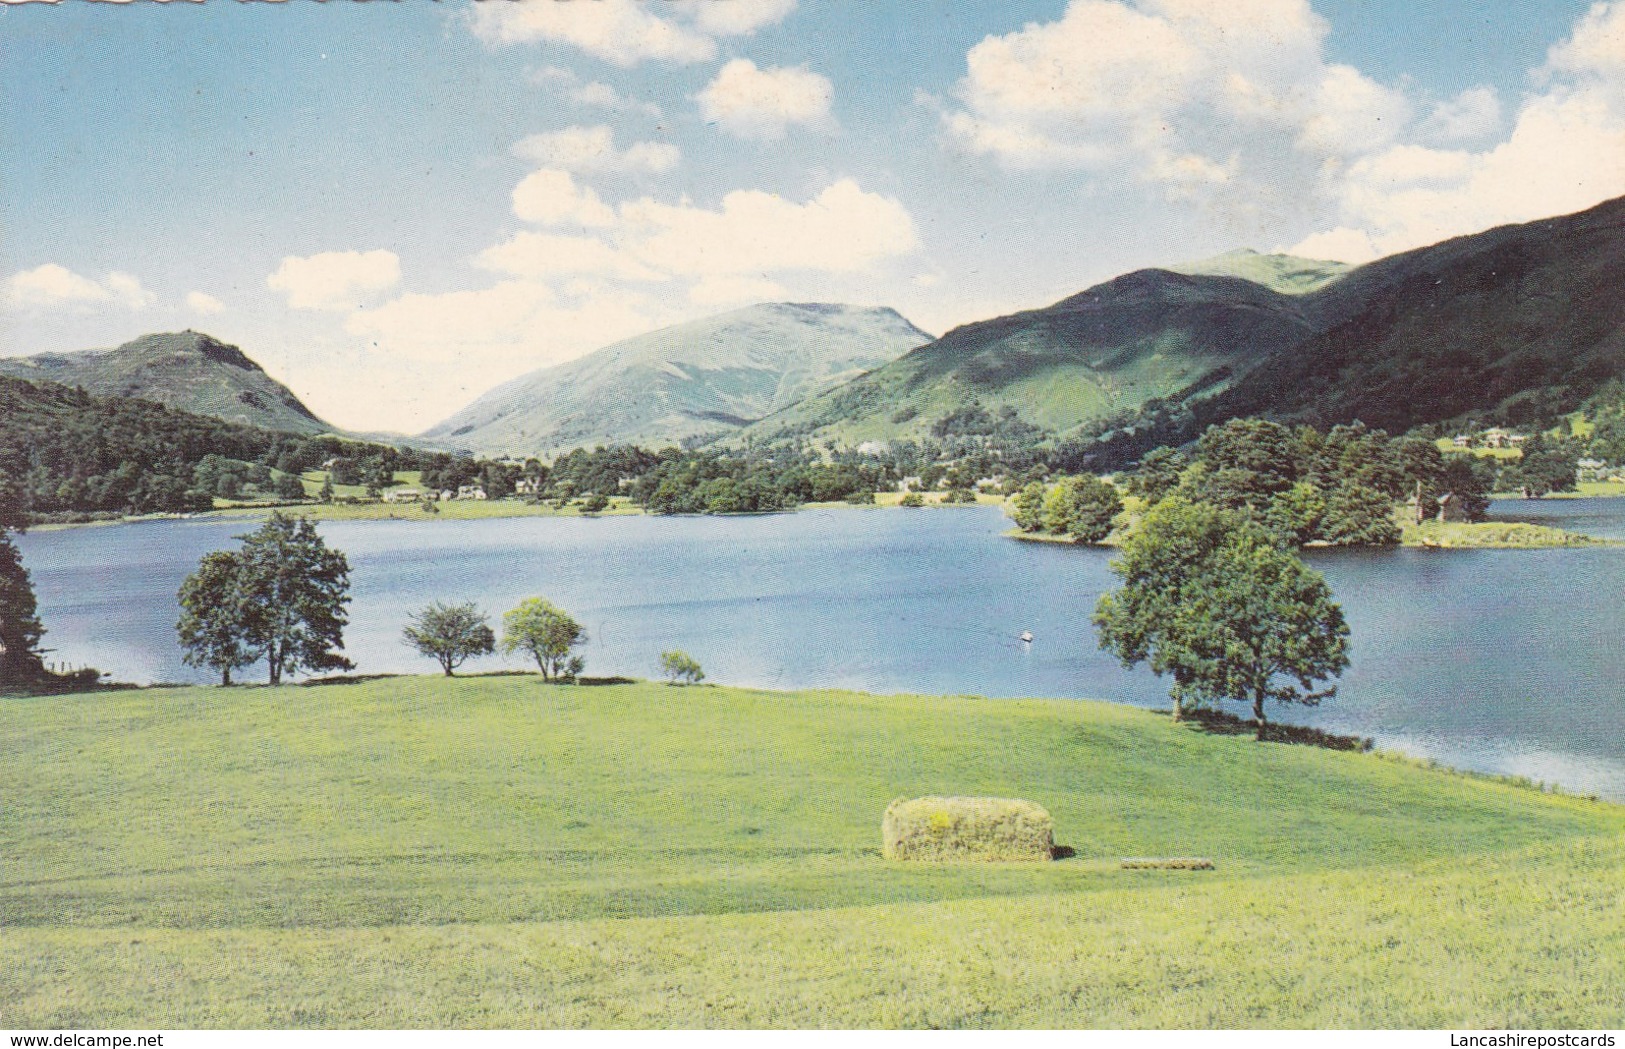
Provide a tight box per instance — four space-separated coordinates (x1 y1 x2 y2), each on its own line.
0 331 330 434
423 301 931 455
122 330 264 372
1169 249 1352 295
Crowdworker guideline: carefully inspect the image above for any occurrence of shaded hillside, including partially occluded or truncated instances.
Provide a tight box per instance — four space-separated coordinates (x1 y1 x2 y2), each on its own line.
745 270 1325 446
1182 195 1625 439
423 303 930 455
0 331 331 435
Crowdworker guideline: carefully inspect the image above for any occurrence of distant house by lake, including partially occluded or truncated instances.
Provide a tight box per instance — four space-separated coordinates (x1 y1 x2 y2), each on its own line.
514 478 542 496
381 487 426 504
456 485 488 501
1482 428 1530 449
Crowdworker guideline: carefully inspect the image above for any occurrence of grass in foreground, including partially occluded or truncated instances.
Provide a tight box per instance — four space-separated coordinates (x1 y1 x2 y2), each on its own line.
2 677 1621 1028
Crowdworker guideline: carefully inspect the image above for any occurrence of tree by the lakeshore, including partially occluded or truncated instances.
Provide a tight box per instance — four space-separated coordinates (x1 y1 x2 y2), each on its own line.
0 459 47 689
0 531 46 689
402 601 495 676
237 514 353 685
1009 482 1046 532
1044 475 1123 543
1094 498 1350 738
177 513 353 685
177 551 259 686
659 649 705 685
502 598 586 682
1507 435 1580 497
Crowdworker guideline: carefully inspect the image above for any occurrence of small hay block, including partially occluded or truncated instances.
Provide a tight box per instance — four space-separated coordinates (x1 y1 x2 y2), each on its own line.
882 796 1054 862
1119 857 1215 870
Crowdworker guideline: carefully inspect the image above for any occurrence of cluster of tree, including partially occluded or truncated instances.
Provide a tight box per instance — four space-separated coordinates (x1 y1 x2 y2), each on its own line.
1496 434 1582 498
1095 497 1350 738
496 445 887 515
1123 419 1496 547
401 597 589 681
0 375 432 521
176 514 355 685
1581 383 1625 463
1009 474 1124 543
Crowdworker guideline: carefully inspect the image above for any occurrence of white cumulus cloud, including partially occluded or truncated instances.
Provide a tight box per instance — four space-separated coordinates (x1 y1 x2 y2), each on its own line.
267 249 401 311
1289 2 1625 260
621 178 918 277
475 230 661 281
4 263 153 311
675 0 797 36
697 59 833 139
1417 86 1504 144
511 169 618 226
513 125 679 173
186 291 227 316
470 0 717 66
471 0 796 66
942 0 1407 214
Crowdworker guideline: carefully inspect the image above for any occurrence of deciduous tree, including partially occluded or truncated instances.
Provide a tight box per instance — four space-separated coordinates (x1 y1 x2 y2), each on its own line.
502 598 587 682
402 601 495 676
1094 498 1350 738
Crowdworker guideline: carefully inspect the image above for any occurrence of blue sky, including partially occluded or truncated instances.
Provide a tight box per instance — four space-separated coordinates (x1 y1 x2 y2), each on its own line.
3 0 1622 432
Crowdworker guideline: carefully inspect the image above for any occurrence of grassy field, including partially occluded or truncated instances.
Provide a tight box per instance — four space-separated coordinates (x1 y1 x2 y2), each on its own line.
1398 518 1616 548
2 677 1621 1028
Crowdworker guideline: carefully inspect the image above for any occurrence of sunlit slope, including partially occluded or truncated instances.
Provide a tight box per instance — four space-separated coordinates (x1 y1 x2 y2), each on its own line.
3 676 1619 1027
746 270 1322 445
422 303 931 456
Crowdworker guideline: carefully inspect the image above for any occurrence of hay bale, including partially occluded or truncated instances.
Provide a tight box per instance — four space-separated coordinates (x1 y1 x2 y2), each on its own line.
1119 857 1215 870
882 796 1054 862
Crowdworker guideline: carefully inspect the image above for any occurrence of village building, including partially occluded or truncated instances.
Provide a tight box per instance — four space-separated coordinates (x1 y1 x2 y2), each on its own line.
456 485 488 501
381 487 425 503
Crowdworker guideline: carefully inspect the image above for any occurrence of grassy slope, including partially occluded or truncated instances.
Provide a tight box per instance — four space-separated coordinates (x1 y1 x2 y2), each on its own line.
3 678 1620 1028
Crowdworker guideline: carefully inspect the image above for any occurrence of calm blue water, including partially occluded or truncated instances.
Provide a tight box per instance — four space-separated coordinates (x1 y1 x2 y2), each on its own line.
16 500 1625 800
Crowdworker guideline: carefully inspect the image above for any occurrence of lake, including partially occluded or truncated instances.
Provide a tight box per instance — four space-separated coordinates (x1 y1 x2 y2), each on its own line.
17 500 1625 801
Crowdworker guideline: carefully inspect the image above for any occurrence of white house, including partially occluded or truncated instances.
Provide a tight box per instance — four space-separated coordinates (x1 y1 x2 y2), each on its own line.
382 487 425 503
456 485 488 501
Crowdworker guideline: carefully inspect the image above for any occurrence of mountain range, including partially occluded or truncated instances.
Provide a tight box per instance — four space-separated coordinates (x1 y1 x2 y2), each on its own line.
421 302 931 455
0 331 333 435
744 195 1625 454
6 195 1622 463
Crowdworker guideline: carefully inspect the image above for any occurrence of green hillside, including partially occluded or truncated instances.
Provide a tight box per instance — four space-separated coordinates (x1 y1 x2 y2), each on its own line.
746 271 1322 447
1169 248 1352 296
746 195 1625 461
4 676 1619 1027
423 303 931 456
0 331 333 435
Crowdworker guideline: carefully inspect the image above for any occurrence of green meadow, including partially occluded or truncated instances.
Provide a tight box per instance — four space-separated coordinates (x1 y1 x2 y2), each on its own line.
3 677 1621 1028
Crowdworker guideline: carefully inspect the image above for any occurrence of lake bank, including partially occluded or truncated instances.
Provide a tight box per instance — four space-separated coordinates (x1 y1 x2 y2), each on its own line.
17 504 1625 800
4 674 1619 1027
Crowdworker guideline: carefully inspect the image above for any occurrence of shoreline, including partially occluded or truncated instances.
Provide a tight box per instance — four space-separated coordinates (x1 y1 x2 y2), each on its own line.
1005 520 1621 550
26 490 1624 549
